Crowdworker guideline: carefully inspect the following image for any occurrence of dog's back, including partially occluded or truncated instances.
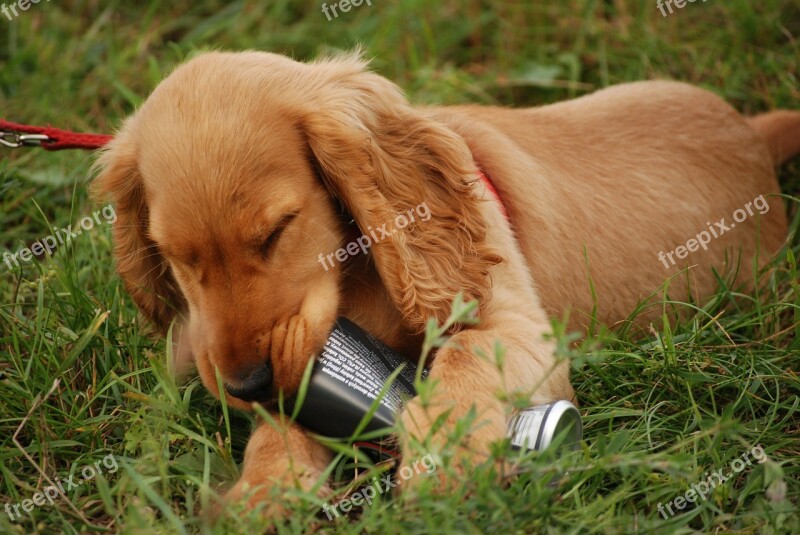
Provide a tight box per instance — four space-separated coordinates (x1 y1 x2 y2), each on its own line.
431 82 795 329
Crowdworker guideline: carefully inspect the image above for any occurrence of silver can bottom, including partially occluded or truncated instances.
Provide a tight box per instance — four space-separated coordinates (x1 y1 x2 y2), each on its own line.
507 400 582 451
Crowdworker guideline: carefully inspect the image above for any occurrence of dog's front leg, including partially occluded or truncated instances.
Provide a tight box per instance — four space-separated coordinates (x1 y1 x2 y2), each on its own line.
397 310 574 490
223 417 332 517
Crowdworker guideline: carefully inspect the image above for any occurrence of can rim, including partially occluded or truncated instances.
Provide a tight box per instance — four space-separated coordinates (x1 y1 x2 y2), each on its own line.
508 400 582 450
538 400 582 450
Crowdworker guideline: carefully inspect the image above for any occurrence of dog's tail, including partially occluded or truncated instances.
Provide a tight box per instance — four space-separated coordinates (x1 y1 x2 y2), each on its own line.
747 110 800 166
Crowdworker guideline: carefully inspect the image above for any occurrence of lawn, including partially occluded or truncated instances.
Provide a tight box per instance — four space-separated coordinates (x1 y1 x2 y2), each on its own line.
1 1 798 533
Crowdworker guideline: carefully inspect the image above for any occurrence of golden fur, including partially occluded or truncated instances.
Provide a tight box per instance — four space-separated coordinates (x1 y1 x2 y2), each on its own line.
93 51 798 511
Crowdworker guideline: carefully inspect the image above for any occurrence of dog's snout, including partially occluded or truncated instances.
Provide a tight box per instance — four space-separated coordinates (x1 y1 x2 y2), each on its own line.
223 361 273 402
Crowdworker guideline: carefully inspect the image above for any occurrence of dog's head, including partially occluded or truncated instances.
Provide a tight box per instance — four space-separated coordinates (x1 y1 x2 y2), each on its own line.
93 51 499 409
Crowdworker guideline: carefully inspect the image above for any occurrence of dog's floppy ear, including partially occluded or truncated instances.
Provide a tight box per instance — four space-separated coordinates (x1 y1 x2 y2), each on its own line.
91 122 185 332
300 54 502 331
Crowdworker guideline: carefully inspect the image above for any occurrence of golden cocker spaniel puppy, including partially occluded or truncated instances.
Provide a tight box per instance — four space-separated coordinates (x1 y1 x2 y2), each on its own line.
93 51 798 511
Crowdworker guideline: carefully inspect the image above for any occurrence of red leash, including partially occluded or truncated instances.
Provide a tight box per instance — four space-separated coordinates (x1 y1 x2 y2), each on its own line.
0 119 112 151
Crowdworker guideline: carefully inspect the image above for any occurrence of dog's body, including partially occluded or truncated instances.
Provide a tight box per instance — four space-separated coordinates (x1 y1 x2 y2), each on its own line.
93 51 799 512
431 83 791 330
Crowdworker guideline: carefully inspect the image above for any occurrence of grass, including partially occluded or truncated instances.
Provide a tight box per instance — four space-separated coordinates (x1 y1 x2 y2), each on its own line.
1 0 799 533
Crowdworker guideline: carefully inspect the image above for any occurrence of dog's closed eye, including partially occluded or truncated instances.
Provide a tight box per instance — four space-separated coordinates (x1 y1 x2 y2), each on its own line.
258 213 297 259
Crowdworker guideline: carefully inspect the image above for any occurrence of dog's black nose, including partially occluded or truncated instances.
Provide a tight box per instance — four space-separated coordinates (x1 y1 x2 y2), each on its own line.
224 361 273 402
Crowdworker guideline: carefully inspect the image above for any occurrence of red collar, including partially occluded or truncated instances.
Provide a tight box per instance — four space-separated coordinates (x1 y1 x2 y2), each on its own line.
477 167 508 220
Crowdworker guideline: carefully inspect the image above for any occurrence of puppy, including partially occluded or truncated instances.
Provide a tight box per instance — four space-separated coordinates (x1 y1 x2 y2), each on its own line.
93 51 798 512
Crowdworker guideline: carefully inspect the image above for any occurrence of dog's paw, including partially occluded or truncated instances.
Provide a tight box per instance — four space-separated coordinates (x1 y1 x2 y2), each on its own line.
219 478 287 520
223 473 331 519
395 387 507 494
211 422 333 522
214 463 331 523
